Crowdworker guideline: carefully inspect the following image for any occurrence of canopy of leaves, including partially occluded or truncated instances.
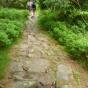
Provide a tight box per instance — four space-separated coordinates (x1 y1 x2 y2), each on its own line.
0 0 28 9
38 0 88 10
44 0 70 11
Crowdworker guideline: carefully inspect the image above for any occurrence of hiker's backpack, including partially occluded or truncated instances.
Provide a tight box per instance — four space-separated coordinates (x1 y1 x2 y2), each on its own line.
31 2 36 9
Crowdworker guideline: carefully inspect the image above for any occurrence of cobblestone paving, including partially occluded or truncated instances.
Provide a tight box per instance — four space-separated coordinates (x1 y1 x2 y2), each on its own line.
2 17 88 88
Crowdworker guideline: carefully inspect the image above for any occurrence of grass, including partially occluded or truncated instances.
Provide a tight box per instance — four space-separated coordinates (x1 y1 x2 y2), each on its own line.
0 48 10 79
0 8 28 79
73 71 81 85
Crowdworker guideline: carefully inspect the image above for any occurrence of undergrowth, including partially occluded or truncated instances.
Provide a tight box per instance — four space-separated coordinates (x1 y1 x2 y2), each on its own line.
38 10 88 69
0 8 28 79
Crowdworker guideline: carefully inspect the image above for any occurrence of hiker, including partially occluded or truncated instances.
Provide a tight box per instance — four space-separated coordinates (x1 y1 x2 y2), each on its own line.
27 0 36 18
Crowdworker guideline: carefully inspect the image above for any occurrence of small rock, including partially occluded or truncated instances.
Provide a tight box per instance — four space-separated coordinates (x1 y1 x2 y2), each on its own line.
28 53 33 58
12 72 25 81
22 65 29 72
10 62 23 73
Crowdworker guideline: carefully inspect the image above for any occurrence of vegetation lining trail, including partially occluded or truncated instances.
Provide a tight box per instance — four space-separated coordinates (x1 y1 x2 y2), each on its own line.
1 16 87 88
38 0 88 69
0 8 28 79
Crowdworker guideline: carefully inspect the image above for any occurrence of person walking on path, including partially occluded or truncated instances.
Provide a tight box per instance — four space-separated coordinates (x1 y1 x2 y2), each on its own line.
27 0 36 18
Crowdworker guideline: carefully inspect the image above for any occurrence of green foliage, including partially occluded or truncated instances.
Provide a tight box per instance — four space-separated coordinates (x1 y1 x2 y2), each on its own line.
0 48 10 79
0 19 23 47
0 8 28 21
0 30 11 47
0 8 28 47
38 0 46 9
38 11 88 69
0 0 28 9
0 8 28 79
44 0 70 11
38 0 88 10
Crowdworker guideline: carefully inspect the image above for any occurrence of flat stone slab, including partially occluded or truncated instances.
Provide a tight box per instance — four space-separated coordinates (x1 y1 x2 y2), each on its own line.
28 72 54 85
12 71 25 81
57 64 73 81
11 81 37 88
56 64 75 88
10 62 23 73
24 59 50 72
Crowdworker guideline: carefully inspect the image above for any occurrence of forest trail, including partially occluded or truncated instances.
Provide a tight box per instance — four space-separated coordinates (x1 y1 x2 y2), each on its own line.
1 16 88 88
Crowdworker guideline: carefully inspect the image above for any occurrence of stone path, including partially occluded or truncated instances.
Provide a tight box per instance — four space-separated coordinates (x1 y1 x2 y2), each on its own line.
2 17 88 88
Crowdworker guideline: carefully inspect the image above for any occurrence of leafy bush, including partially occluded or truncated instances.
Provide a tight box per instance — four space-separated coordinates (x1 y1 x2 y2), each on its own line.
44 0 70 11
0 30 11 47
0 8 28 21
38 11 56 30
0 19 24 47
0 8 28 47
0 0 28 9
38 11 88 69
